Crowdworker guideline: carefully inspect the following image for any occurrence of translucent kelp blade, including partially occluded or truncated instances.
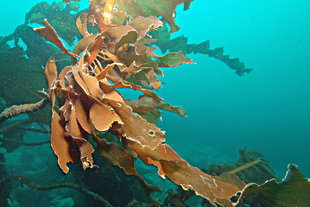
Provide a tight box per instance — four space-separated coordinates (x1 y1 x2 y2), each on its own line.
127 16 163 40
59 100 72 122
157 51 193 67
103 25 138 53
127 141 244 207
144 69 161 90
125 95 186 124
34 19 78 58
103 0 116 25
66 102 85 138
58 66 71 87
108 100 165 150
114 0 195 33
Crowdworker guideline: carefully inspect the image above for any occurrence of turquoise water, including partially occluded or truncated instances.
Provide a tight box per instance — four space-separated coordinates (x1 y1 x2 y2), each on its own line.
158 0 310 177
163 0 310 177
0 0 309 206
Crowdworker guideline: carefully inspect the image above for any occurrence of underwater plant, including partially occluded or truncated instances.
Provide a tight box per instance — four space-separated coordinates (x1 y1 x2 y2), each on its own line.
0 0 309 206
33 0 247 206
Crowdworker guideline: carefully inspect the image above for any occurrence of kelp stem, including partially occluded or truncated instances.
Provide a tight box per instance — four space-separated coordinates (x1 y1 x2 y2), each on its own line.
0 98 49 124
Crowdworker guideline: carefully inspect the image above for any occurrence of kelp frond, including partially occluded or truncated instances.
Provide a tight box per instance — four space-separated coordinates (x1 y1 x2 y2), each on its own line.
31 0 255 206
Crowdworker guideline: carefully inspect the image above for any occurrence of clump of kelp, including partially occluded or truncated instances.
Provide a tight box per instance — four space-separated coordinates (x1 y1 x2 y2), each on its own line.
0 0 309 206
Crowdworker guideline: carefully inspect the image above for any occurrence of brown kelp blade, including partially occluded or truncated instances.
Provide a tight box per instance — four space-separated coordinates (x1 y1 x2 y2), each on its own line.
44 56 57 92
125 95 186 124
126 140 244 207
76 13 89 37
112 0 195 33
51 110 76 174
34 19 78 58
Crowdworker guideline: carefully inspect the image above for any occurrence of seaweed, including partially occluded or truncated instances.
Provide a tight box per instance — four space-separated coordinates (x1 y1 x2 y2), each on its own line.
161 150 310 207
0 0 308 206
205 148 275 184
237 164 310 207
125 95 186 124
25 1 83 46
32 1 245 206
150 24 253 76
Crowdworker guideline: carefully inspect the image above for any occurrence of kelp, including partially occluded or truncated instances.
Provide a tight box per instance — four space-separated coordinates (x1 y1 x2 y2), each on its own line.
206 149 275 184
0 44 51 125
0 98 49 124
0 0 307 206
0 24 59 66
237 164 310 206
35 1 248 205
25 1 83 46
34 19 78 58
150 24 253 76
161 152 310 207
0 1 92 125
89 0 194 33
125 95 186 124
